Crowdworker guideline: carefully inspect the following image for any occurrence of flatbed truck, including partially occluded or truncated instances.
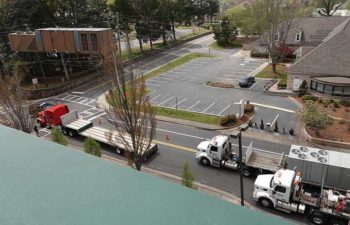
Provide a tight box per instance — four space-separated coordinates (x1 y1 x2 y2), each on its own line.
60 111 158 160
195 135 287 177
253 145 350 225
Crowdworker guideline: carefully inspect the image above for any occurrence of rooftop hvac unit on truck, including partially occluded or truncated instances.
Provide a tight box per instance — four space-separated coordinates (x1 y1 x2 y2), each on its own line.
254 145 350 225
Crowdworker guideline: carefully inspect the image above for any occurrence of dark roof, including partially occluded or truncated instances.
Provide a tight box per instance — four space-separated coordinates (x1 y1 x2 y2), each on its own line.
256 16 348 46
289 17 350 76
0 125 291 225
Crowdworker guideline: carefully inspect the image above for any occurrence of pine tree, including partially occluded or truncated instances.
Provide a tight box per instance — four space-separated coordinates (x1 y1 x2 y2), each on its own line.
51 128 68 146
181 161 195 189
84 137 101 157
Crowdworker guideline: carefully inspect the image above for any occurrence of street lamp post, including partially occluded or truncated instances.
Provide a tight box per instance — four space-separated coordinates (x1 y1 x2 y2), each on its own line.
230 130 244 207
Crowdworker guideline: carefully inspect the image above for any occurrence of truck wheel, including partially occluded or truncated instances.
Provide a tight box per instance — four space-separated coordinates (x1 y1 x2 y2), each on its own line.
310 212 326 225
258 198 273 208
329 220 345 225
68 130 74 137
116 148 123 155
62 128 68 136
242 167 252 177
57 125 62 131
200 158 210 166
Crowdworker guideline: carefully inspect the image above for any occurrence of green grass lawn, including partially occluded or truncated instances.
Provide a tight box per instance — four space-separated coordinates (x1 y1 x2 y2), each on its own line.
208 40 243 50
154 107 220 124
255 64 287 88
143 53 214 80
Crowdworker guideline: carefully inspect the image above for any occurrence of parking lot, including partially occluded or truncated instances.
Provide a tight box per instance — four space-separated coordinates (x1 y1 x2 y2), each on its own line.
145 53 299 131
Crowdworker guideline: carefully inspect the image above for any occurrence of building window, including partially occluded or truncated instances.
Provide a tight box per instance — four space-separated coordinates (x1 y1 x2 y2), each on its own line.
80 33 89 51
344 87 350 96
311 81 317 90
333 86 343 96
316 83 324 93
324 85 333 95
295 31 302 42
90 34 98 51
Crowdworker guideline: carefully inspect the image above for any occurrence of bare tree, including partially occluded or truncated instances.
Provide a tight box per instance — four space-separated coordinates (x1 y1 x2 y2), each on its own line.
0 61 33 133
250 0 300 73
104 44 156 171
316 0 345 16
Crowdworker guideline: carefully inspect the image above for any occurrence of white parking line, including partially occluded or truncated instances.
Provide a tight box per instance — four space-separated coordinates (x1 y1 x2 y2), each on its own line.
171 98 188 108
217 104 231 116
239 64 245 66
145 90 155 97
202 102 216 113
249 80 260 90
186 100 201 111
157 96 175 106
150 94 161 102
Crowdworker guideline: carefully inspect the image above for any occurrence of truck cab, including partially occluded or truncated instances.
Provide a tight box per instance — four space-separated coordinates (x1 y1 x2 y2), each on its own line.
253 169 295 208
36 104 69 128
196 135 232 166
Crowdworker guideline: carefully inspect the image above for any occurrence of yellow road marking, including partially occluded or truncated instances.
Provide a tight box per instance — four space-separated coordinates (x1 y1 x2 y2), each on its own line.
153 140 196 153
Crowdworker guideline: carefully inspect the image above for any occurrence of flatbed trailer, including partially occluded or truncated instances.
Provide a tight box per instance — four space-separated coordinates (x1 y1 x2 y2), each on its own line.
244 145 287 172
61 111 158 160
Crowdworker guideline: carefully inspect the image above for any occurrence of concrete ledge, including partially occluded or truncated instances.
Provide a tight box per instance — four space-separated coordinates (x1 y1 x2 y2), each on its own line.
311 137 350 149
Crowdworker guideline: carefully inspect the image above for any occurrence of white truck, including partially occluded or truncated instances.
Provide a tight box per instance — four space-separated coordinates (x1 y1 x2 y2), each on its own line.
60 111 158 160
253 145 350 225
195 135 287 177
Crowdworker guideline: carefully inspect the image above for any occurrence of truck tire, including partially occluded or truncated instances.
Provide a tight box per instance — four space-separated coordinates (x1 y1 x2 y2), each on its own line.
242 167 252 177
116 148 123 155
57 125 62 131
68 130 75 137
258 197 273 208
329 219 346 225
310 212 326 225
62 128 68 136
200 157 210 166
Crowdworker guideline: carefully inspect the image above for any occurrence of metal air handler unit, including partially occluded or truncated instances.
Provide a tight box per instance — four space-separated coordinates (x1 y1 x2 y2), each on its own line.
287 145 350 191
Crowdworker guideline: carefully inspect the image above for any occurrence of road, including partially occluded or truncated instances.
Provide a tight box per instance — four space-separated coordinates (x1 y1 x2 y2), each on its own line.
40 34 311 224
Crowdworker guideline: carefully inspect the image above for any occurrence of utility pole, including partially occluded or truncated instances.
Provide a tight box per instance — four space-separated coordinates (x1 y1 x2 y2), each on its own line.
116 12 122 56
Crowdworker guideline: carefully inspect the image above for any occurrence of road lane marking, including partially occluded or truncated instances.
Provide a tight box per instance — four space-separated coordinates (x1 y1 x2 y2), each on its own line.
186 100 201 111
145 83 161 87
157 96 175 106
217 104 231 116
148 79 168 83
87 112 107 121
153 140 196 153
251 102 295 113
202 102 215 113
